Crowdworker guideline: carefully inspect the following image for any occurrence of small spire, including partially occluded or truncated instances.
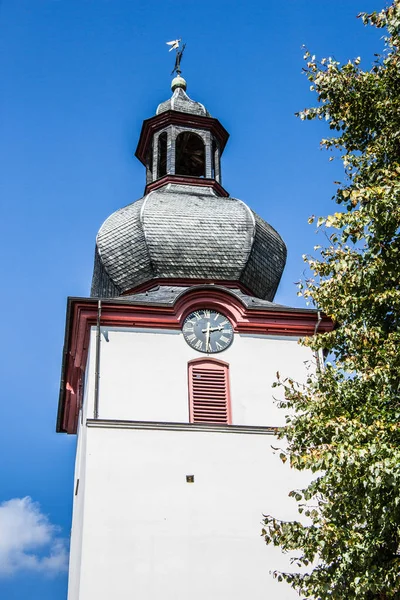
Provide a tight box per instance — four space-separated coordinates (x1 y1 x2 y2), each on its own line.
166 38 186 78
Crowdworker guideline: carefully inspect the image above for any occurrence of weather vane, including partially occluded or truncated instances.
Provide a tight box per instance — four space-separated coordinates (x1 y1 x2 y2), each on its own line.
166 39 186 77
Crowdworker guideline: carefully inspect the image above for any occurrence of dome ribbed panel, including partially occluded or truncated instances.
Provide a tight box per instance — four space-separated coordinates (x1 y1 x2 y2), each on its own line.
91 246 122 297
93 198 154 297
142 186 253 280
240 212 287 301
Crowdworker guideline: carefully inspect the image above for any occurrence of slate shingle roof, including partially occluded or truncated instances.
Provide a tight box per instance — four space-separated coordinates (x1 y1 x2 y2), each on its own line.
115 285 293 310
91 183 286 300
156 87 209 117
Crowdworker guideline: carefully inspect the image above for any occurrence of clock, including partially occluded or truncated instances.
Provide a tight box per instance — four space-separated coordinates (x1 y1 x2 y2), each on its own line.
182 309 234 353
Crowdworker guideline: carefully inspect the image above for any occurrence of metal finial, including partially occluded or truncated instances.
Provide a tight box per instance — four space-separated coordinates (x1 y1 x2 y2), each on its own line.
166 39 186 77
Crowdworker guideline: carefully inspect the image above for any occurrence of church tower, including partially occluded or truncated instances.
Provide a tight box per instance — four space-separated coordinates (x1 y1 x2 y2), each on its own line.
57 67 332 600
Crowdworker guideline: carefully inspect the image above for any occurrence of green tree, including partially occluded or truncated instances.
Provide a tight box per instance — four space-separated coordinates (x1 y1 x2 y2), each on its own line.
263 3 400 598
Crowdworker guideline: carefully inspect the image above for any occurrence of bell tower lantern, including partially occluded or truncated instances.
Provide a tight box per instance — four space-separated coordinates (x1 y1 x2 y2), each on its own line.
135 75 229 195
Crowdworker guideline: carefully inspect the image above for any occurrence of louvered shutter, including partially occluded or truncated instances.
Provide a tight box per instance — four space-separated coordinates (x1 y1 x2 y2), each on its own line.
188 359 231 424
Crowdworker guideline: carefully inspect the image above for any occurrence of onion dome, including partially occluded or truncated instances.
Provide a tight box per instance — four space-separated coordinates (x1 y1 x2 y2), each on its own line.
91 78 287 301
92 183 286 300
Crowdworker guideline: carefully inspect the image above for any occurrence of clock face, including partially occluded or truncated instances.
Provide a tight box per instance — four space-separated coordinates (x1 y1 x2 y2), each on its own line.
182 309 234 353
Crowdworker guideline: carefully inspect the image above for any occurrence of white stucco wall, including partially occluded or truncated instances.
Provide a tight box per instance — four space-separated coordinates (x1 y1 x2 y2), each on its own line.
88 326 314 427
68 325 315 600
72 425 309 600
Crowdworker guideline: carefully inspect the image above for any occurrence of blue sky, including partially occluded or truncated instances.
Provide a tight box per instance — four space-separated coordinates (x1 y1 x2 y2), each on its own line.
0 0 385 597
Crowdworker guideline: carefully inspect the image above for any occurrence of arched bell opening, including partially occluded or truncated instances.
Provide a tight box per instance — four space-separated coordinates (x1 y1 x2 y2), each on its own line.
175 132 205 178
157 132 168 178
145 139 154 184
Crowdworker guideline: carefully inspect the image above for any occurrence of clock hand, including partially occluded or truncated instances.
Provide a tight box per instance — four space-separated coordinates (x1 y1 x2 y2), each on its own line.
202 326 223 333
205 322 211 352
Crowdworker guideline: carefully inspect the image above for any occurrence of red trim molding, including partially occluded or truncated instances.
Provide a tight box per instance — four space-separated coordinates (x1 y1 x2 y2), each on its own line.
144 175 229 197
58 287 334 435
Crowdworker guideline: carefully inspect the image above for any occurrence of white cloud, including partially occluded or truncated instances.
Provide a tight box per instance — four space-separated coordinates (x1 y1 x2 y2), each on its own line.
0 497 69 577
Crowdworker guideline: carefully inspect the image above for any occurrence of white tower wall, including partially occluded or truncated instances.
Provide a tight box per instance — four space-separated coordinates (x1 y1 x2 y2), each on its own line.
67 326 314 600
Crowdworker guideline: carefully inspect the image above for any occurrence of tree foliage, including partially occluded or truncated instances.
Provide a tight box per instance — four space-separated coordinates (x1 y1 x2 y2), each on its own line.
263 3 400 598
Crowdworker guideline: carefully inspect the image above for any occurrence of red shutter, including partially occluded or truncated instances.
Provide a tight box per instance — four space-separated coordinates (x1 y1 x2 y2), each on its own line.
188 359 231 424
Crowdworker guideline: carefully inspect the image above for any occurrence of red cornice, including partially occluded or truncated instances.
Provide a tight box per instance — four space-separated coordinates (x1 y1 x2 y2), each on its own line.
57 287 334 435
135 110 229 165
144 175 229 197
